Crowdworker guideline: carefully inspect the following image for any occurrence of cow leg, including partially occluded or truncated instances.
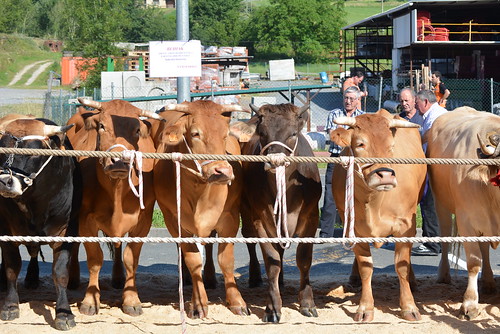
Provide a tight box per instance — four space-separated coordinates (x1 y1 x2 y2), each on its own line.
348 258 361 288
460 241 482 320
394 242 421 321
121 242 143 316
68 242 81 290
246 243 263 288
51 242 76 330
0 253 6 291
479 242 496 294
436 203 452 284
24 255 39 289
217 242 249 315
353 243 375 322
80 241 103 315
182 242 209 318
260 242 283 323
0 243 21 321
203 231 217 289
296 242 317 317
111 243 125 289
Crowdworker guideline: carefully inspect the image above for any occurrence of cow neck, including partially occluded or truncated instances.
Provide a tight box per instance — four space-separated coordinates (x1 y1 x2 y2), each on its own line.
1 135 54 194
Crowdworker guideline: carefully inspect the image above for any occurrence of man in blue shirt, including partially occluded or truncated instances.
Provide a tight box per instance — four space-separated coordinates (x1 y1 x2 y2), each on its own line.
411 89 448 255
319 86 365 238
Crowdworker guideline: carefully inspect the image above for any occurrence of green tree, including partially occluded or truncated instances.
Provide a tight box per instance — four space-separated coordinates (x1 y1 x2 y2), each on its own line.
246 0 346 62
0 0 35 34
51 0 138 88
190 0 245 46
124 7 176 43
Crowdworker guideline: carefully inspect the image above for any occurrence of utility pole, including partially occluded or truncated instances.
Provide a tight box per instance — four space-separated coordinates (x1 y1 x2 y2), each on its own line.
176 0 190 103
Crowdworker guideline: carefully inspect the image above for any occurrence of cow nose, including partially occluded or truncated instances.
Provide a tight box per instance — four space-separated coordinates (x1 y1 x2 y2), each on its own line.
375 167 396 178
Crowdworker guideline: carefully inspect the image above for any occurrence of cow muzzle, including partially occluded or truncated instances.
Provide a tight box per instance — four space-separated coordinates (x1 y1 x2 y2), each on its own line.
0 173 24 198
366 167 397 191
103 158 129 179
204 161 234 185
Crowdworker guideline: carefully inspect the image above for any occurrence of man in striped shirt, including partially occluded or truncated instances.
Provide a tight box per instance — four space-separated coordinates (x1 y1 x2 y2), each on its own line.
319 86 365 238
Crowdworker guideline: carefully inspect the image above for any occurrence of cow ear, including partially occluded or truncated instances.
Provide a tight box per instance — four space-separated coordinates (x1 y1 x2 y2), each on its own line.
229 121 256 143
139 120 151 138
330 128 351 147
84 114 99 131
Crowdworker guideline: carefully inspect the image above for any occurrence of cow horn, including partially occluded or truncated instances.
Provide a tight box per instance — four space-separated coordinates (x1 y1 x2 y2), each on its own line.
165 103 190 112
43 124 75 137
477 133 496 156
334 117 357 127
389 119 420 128
299 104 310 116
221 104 244 113
78 98 102 110
249 103 260 114
140 109 163 120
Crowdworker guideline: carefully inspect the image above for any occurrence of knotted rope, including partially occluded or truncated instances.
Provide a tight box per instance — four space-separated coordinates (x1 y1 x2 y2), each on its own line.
340 155 356 250
269 153 291 249
106 144 145 209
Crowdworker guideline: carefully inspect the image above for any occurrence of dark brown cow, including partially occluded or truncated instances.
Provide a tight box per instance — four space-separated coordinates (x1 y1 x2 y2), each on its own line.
230 103 322 323
153 100 249 318
331 109 426 322
66 98 159 316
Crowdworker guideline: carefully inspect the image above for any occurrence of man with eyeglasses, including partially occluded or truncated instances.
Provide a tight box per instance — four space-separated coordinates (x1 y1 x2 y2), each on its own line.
319 86 365 238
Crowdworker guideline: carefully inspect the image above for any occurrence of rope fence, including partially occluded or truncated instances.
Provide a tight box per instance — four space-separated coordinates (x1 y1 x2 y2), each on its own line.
1 146 500 245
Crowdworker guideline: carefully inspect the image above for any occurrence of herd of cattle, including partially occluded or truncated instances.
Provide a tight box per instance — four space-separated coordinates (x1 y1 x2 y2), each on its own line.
0 99 498 330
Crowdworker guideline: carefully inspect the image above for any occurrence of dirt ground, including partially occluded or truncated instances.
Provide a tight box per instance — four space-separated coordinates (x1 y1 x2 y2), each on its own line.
1 271 499 334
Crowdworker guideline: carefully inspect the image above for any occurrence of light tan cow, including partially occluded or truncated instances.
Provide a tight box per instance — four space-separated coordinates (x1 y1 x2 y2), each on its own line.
331 108 426 322
426 106 500 320
152 100 249 318
66 98 159 316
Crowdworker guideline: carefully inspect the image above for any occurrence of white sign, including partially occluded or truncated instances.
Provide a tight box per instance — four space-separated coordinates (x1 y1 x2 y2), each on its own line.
149 40 202 78
268 59 295 81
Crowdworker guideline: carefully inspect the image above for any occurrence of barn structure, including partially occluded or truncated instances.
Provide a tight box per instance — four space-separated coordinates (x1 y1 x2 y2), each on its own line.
341 0 500 90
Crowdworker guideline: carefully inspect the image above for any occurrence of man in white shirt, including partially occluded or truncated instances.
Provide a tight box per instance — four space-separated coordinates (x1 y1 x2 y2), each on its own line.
412 89 448 256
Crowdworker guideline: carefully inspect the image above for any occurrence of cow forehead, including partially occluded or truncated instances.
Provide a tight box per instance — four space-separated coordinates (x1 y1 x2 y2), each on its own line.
3 119 47 137
350 114 394 143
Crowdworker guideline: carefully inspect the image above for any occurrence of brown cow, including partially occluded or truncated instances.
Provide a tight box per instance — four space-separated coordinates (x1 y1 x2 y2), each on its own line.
230 103 322 323
66 98 159 316
331 109 426 322
153 100 249 318
426 107 500 319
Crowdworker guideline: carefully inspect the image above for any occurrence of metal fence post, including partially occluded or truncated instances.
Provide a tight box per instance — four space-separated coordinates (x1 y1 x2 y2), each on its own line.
378 76 383 110
491 78 494 113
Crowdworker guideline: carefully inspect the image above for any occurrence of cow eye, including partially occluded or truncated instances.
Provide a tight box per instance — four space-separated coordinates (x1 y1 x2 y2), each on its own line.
191 131 200 139
291 132 297 137
98 123 105 132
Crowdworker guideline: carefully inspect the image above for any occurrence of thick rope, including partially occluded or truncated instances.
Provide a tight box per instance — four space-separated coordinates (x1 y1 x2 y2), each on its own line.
2 147 500 166
171 152 187 333
1 235 499 244
270 154 290 249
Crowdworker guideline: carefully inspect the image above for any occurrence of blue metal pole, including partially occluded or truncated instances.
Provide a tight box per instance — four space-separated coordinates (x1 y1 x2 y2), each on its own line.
176 0 191 103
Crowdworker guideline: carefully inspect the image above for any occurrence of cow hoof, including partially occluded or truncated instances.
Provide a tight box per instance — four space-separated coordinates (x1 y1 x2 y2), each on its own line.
262 307 280 323
459 305 480 320
229 305 251 316
299 306 318 318
55 312 76 331
1 305 20 321
354 310 374 322
401 309 421 321
189 306 208 319
79 303 98 316
122 304 143 316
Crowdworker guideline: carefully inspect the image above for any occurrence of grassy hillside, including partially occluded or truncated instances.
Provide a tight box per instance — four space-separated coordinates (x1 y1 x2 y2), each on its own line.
345 1 404 25
0 34 61 88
